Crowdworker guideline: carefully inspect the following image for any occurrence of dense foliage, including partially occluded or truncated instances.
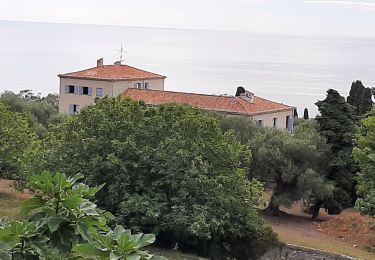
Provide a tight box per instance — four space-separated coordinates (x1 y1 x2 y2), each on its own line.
315 89 357 216
0 90 60 135
0 103 37 179
248 120 332 216
34 97 277 259
347 81 373 117
353 108 375 217
0 171 162 260
218 115 260 145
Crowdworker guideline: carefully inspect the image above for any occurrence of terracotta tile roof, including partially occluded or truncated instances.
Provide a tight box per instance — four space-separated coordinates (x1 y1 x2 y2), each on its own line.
58 65 166 81
121 89 294 115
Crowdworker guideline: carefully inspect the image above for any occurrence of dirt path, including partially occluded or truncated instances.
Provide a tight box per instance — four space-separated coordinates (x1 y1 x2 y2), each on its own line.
261 202 375 259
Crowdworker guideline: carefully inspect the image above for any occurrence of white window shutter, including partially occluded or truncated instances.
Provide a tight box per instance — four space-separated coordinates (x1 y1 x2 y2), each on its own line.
69 104 74 114
64 86 69 94
88 87 92 96
74 86 79 95
78 86 83 95
287 116 294 133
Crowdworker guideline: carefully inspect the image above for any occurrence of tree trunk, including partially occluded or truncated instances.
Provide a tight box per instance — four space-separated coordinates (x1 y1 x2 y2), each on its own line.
264 196 281 216
311 200 322 220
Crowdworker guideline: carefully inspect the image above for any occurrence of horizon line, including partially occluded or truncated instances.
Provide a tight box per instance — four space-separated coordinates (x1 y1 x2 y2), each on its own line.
1 18 375 41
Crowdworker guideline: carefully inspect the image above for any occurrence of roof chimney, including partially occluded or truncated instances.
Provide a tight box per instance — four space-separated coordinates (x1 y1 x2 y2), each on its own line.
97 58 104 67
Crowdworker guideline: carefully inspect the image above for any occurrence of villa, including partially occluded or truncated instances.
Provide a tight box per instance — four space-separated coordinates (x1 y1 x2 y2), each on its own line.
58 59 295 131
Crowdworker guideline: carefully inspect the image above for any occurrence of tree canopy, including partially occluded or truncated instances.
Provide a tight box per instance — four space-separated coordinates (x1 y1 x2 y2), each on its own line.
248 121 332 216
315 89 357 216
35 97 277 259
0 90 60 136
347 80 373 117
0 103 37 179
353 108 375 217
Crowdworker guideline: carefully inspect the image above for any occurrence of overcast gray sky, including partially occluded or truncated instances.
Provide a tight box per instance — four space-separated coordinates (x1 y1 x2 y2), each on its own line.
1 0 375 37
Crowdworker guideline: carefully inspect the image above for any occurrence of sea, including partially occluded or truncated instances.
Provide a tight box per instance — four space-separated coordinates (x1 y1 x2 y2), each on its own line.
1 20 375 116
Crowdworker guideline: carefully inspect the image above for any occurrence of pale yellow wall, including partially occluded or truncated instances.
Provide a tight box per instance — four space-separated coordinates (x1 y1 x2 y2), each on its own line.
59 78 113 113
59 78 165 113
112 78 165 96
252 109 294 130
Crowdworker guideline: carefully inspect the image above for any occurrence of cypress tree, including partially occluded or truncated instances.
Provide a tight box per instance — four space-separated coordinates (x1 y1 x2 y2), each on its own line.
294 109 298 119
313 89 357 219
347 80 373 116
303 108 309 119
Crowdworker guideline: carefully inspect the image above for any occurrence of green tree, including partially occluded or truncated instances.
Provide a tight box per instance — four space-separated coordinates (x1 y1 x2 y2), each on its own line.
218 115 260 144
303 108 309 120
314 89 357 217
347 80 373 116
36 97 277 259
353 108 375 217
294 109 298 119
0 171 162 260
248 123 332 216
0 103 37 179
0 90 60 136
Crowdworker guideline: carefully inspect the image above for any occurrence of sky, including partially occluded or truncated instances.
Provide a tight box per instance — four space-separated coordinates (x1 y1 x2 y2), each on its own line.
1 0 375 38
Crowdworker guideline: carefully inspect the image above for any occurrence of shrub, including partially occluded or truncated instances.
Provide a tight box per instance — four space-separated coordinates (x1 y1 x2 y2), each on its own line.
0 171 162 260
37 97 278 259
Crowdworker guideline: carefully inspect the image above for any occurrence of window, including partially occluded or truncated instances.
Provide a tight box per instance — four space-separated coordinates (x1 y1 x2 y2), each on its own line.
78 86 92 95
64 85 76 94
144 83 149 89
69 104 80 114
134 83 142 89
273 117 278 128
256 119 263 127
96 88 104 97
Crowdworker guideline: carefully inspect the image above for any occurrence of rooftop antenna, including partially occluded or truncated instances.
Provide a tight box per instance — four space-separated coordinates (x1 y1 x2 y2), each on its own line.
115 45 126 65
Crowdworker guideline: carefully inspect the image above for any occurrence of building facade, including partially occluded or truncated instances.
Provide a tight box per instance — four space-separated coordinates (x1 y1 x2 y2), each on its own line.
58 58 166 114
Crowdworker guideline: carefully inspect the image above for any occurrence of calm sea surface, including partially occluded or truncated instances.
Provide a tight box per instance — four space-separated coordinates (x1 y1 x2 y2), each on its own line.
1 20 375 115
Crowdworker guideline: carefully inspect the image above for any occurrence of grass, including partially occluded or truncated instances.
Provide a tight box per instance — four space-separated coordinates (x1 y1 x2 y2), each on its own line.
278 232 375 260
0 193 23 220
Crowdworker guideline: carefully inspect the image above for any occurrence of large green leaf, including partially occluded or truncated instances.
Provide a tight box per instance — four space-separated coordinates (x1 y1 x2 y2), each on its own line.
76 221 92 243
116 233 137 255
62 194 83 209
53 172 71 191
47 216 65 233
72 243 108 258
21 197 46 214
79 201 98 216
67 173 85 185
29 171 54 193
126 254 141 260
138 234 155 248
